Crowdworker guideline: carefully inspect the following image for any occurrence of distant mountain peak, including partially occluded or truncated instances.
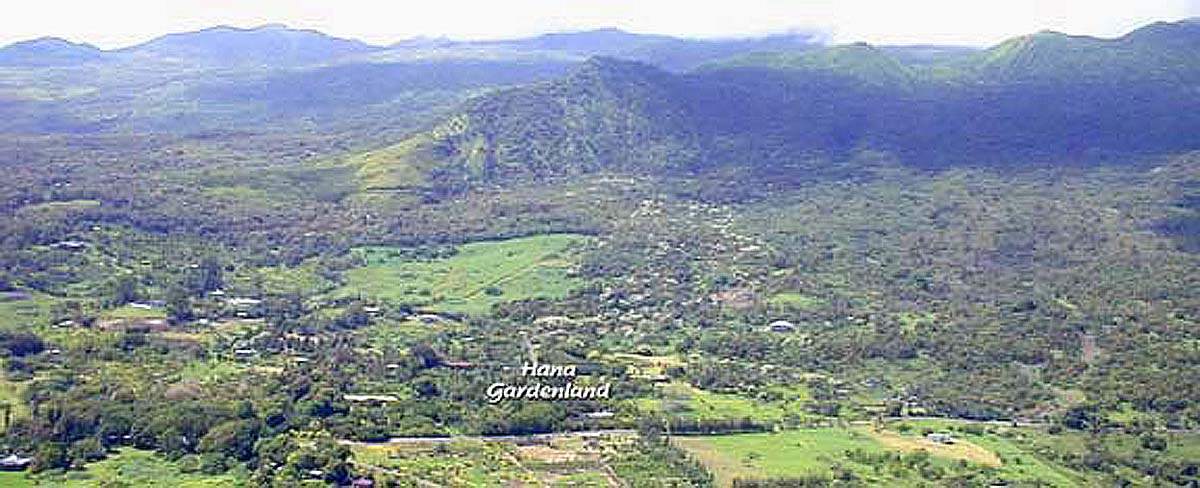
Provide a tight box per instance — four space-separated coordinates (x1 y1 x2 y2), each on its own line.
0 36 103 66
709 42 914 87
571 56 672 83
1122 17 1200 46
122 23 380 67
3 36 96 49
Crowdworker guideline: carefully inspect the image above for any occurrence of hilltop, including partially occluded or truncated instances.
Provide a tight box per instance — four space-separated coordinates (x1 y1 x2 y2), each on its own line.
352 18 1200 193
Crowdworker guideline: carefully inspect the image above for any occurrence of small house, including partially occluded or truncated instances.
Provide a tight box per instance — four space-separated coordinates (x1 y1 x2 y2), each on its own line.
50 240 87 251
926 433 954 444
0 454 32 471
344 394 399 403
769 320 797 333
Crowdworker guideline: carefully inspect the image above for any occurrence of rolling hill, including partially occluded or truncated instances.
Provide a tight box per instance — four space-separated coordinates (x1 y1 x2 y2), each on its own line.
0 37 103 66
353 18 1200 192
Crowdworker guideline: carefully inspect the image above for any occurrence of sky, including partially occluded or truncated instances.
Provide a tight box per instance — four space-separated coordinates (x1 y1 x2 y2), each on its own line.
3 0 1199 49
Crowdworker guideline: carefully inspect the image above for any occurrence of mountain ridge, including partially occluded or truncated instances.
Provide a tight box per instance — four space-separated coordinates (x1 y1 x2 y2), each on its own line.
0 37 104 66
355 18 1200 192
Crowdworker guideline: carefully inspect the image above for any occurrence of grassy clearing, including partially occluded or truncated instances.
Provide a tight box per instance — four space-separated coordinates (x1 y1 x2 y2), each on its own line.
886 419 1093 486
351 134 437 191
962 432 1089 487
1006 427 1200 481
766 292 824 310
255 263 333 296
868 430 1001 466
99 305 167 320
638 382 800 423
674 426 1100 487
0 472 35 487
674 429 898 486
336 234 590 315
17 199 101 213
34 447 245 487
177 359 248 385
0 293 56 332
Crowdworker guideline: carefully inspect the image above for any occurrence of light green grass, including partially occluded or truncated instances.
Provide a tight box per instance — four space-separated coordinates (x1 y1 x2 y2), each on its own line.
255 263 332 296
99 305 167 320
17 199 101 213
890 419 1092 486
351 134 437 190
177 359 248 385
767 292 824 310
34 447 245 487
0 471 36 487
675 429 900 486
675 426 1099 487
963 432 1088 487
0 293 57 332
638 382 806 423
336 234 590 315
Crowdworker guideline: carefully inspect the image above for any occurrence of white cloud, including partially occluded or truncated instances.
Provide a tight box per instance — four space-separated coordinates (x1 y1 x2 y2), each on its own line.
1 0 1196 49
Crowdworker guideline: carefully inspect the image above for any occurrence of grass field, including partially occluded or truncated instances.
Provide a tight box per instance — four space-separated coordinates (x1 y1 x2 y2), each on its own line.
253 262 336 297
882 420 1094 486
868 430 1001 466
673 427 1100 487
637 382 806 424
674 429 904 486
0 471 36 487
336 234 590 315
766 292 824 310
99 305 168 320
33 447 246 487
17 199 102 214
0 293 56 332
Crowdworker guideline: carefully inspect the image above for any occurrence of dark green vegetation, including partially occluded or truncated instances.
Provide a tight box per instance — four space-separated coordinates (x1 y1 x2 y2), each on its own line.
363 19 1200 196
0 18 1198 487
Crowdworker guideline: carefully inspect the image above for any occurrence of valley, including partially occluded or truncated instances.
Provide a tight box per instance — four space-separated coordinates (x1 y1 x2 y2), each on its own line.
0 15 1198 488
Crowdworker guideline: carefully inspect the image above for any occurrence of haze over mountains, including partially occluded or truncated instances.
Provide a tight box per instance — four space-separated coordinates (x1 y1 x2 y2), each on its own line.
0 24 824 136
0 24 824 68
2 18 1199 185
350 18 1200 192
